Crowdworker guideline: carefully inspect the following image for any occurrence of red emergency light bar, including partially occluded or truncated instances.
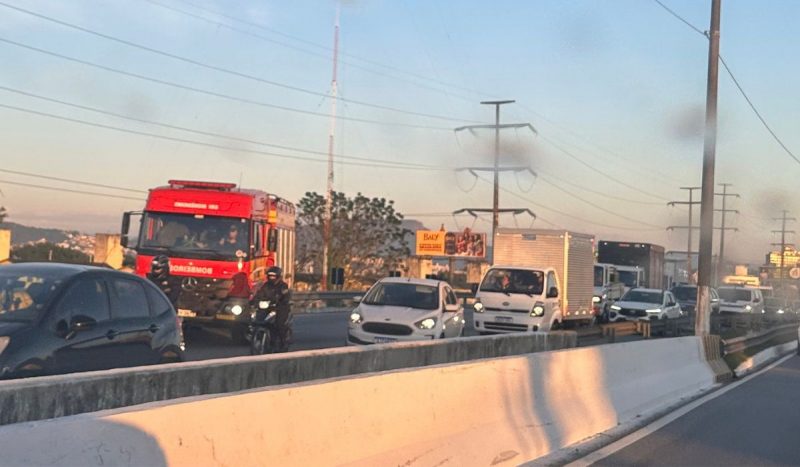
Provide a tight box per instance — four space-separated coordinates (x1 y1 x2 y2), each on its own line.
167 180 237 191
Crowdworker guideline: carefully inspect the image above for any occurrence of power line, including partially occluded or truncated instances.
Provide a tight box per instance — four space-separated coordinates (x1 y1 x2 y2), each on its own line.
0 179 144 201
651 0 800 166
536 177 664 228
0 1 479 125
0 167 146 194
0 85 447 170
537 171 665 206
158 0 493 100
475 174 661 231
0 102 448 171
0 37 451 131
539 134 671 202
719 55 800 166
142 0 482 104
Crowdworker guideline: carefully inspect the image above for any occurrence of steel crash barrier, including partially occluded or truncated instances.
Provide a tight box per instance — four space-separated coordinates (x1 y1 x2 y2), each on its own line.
722 323 799 355
290 290 473 312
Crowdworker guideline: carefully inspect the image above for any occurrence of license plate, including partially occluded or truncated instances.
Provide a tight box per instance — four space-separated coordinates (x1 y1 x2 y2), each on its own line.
374 336 397 344
215 314 236 321
496 316 513 323
177 309 196 318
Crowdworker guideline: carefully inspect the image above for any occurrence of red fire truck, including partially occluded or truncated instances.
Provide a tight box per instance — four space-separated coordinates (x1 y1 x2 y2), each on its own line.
121 180 295 342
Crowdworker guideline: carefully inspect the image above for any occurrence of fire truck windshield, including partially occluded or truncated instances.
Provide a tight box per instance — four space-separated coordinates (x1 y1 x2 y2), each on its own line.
137 212 250 260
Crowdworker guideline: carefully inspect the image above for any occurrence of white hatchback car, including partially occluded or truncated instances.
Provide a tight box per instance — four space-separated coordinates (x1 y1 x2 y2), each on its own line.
347 277 465 345
608 288 682 322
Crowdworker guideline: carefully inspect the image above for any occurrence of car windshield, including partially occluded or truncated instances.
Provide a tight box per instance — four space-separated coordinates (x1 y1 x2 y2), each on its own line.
479 269 545 295
0 270 69 321
618 271 639 288
672 287 697 301
622 290 663 304
594 266 604 287
719 288 753 302
362 282 439 310
138 212 250 260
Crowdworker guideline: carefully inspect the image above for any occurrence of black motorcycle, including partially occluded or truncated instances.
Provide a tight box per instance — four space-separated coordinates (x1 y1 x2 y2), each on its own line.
248 300 293 355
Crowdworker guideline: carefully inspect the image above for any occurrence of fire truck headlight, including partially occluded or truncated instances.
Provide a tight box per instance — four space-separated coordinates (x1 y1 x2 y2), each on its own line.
231 304 244 316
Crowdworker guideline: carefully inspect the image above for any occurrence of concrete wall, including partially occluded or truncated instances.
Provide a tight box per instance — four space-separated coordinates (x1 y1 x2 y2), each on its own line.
0 332 576 426
94 233 123 269
0 229 9 263
0 336 716 466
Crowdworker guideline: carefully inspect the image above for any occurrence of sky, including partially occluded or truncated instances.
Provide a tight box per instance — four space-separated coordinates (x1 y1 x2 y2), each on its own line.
1 0 799 265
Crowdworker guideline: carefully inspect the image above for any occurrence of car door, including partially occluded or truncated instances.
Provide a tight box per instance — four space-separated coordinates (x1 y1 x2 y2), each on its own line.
441 286 463 338
665 292 679 318
47 275 118 374
108 276 159 367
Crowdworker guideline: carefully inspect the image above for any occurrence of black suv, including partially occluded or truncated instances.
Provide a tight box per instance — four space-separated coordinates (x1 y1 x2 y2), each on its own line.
0 263 183 379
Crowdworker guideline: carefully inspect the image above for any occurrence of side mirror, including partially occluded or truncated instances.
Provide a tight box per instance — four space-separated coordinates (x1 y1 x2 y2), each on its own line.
71 315 97 332
267 229 278 252
470 283 479 295
121 212 131 248
444 303 460 313
547 287 559 298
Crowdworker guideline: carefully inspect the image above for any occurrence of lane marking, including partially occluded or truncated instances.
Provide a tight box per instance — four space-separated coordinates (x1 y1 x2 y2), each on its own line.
566 353 796 467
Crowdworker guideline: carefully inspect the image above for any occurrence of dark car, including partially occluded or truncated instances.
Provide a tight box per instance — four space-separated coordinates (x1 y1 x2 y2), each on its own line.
0 263 183 379
670 284 720 315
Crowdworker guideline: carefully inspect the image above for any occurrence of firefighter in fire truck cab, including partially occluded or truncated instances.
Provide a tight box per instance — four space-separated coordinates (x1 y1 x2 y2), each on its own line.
250 266 292 351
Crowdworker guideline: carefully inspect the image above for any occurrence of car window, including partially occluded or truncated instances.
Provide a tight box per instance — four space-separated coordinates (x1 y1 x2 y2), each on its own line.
145 283 173 316
444 287 457 305
547 272 558 292
55 277 111 323
111 278 150 319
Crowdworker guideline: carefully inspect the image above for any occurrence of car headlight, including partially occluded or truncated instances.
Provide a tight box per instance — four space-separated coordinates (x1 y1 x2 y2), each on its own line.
473 302 485 313
259 301 270 310
592 296 601 304
230 304 243 316
530 302 545 317
610 305 621 311
416 317 437 330
350 311 363 324
745 305 752 311
0 336 8 356
646 309 662 314
778 309 785 314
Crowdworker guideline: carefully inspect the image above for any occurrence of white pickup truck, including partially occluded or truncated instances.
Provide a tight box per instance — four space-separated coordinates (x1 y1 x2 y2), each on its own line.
472 229 595 333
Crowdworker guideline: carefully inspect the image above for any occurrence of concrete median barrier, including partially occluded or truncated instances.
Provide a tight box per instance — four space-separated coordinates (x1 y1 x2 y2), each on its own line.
0 331 576 426
0 336 716 466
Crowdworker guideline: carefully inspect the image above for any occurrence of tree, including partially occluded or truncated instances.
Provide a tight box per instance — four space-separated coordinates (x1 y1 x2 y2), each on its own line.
11 242 90 264
296 192 409 289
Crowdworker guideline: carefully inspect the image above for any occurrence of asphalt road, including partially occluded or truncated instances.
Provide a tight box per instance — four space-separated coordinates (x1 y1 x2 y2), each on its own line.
592 355 800 466
184 308 479 361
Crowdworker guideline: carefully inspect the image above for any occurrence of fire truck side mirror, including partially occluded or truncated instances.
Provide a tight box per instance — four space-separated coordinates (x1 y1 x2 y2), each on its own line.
121 212 131 248
267 229 278 252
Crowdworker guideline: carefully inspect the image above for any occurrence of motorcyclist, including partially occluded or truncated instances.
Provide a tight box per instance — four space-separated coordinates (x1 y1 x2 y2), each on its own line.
250 266 291 352
146 255 180 306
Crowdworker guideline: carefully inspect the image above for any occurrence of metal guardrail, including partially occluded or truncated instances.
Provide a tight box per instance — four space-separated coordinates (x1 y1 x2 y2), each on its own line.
722 323 798 355
291 290 474 311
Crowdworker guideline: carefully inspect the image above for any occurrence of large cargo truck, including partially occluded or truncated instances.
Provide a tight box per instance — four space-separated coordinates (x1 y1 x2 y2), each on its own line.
597 241 665 290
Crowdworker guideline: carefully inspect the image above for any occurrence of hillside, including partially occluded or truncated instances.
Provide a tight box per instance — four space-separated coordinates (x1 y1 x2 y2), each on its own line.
1 222 76 245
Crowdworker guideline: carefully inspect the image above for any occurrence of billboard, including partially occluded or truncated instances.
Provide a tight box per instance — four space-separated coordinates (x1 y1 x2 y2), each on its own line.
415 229 486 258
769 248 800 267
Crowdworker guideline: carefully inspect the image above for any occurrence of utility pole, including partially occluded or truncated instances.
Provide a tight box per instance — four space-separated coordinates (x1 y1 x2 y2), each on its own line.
696 0 722 336
771 210 796 281
715 183 739 285
455 100 537 259
667 187 701 282
321 2 340 291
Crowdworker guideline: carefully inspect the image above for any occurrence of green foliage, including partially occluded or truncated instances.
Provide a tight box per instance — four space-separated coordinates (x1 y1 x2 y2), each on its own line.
11 242 90 264
297 191 409 288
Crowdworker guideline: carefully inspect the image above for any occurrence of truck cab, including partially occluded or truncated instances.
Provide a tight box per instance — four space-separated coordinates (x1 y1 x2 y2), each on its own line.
615 265 644 292
594 263 625 320
472 266 563 333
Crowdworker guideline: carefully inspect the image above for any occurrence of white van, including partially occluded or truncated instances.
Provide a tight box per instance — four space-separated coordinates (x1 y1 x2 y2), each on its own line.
718 286 764 314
